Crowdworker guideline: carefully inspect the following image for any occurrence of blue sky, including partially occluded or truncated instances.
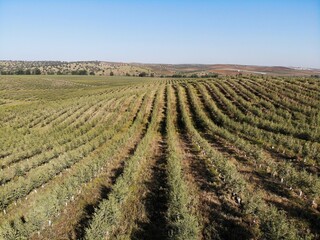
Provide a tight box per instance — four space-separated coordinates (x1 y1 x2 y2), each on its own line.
0 0 319 67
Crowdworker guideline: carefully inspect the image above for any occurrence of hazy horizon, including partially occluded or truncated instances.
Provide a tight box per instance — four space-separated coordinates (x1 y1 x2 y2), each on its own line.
1 0 319 68
1 59 320 70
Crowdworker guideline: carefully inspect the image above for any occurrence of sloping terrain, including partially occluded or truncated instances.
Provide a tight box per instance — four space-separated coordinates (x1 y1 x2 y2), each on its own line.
0 75 319 239
1 61 320 76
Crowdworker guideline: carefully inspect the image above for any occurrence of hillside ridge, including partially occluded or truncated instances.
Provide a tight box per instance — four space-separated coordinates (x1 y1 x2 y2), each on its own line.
1 60 319 76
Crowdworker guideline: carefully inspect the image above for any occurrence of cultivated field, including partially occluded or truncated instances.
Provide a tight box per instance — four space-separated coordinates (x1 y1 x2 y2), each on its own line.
0 75 319 239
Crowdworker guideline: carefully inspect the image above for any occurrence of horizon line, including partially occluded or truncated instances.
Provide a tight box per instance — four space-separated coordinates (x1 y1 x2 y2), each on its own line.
0 59 319 70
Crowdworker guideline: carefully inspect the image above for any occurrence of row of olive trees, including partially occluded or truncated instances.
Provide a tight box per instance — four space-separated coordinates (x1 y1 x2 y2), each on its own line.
0 90 150 239
0 94 145 210
195 83 320 163
240 78 317 117
166 85 200 239
186 83 319 206
207 81 318 142
2 102 98 167
0 99 124 185
176 85 311 240
85 89 160 239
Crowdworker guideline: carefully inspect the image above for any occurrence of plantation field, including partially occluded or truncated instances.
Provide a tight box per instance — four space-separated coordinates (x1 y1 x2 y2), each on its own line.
0 75 319 239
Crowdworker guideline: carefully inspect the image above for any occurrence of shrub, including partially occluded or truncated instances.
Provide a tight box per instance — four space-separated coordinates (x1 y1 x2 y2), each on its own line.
138 72 148 77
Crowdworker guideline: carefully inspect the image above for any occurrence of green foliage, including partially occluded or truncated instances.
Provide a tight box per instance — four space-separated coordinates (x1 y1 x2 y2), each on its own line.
259 206 303 240
86 89 162 239
166 85 200 240
0 75 318 239
176 85 313 240
138 71 148 77
72 69 87 75
33 68 41 75
190 74 199 78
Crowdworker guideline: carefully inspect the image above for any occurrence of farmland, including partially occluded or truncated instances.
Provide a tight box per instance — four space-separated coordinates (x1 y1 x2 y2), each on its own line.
0 75 319 240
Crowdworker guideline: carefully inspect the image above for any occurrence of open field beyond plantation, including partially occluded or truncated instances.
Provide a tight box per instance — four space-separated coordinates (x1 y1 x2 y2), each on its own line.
0 75 319 239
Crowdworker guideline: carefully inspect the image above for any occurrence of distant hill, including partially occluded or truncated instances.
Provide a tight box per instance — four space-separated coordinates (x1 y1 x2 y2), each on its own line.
143 63 320 76
0 60 319 76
